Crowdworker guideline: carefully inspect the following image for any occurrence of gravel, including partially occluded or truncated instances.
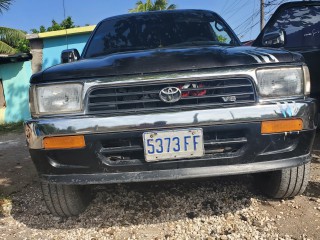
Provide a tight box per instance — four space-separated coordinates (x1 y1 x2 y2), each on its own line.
0 132 319 239
0 176 300 240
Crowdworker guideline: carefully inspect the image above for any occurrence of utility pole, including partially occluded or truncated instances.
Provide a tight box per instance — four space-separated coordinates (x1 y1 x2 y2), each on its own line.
260 0 265 31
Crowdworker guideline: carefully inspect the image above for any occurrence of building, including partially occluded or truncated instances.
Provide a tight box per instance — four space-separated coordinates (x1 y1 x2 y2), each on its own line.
27 25 95 73
0 53 32 124
0 26 95 124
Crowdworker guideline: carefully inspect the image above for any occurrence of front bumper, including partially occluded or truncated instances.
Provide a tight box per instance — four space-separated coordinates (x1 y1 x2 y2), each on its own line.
25 99 317 184
42 155 310 185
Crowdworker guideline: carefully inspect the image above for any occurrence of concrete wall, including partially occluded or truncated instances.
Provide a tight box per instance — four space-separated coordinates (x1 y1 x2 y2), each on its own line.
0 61 32 123
42 33 91 70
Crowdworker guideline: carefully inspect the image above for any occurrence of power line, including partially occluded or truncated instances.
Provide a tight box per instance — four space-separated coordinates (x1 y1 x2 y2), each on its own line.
223 0 243 18
222 0 241 15
234 9 260 31
236 0 289 39
221 0 231 15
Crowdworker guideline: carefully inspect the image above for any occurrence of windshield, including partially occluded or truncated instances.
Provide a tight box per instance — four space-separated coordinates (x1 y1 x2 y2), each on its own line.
83 11 239 58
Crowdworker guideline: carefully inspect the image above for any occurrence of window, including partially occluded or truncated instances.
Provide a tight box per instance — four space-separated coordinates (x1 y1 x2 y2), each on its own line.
84 11 239 58
0 80 6 108
210 21 232 44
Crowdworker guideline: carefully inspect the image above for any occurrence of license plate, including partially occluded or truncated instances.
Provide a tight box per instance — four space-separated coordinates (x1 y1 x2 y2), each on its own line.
143 128 204 162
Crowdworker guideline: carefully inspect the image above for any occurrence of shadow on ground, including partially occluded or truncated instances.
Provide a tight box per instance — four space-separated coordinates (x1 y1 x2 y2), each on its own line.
9 174 263 230
0 133 37 197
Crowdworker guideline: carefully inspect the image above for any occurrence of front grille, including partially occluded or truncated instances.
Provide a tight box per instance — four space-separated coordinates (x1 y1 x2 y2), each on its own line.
99 130 247 162
87 77 256 115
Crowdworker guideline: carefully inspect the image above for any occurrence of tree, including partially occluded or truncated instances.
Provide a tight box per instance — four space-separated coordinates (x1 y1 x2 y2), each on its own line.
0 27 28 54
129 0 176 13
0 0 11 14
31 16 77 33
0 0 29 54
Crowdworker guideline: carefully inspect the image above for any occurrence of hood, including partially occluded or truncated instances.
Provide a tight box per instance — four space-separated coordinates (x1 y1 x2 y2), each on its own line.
31 46 301 83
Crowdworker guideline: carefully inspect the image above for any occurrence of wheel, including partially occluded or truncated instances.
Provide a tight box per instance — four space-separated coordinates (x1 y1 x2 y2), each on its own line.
41 182 92 217
255 162 310 198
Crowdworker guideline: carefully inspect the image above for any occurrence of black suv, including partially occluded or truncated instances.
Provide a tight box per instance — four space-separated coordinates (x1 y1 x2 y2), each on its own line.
253 1 320 110
25 9 316 217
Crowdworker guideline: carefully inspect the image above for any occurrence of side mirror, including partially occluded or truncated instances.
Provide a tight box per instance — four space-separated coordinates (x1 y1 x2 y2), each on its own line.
61 49 80 63
262 29 286 47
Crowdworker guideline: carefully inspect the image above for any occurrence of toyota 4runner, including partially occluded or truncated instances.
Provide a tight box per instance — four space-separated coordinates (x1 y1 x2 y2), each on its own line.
25 10 317 217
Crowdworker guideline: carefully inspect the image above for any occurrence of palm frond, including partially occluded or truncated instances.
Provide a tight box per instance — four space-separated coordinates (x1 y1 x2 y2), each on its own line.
129 0 144 13
146 0 153 11
129 0 177 12
166 4 176 10
0 27 25 46
154 0 167 10
0 40 17 54
0 0 12 14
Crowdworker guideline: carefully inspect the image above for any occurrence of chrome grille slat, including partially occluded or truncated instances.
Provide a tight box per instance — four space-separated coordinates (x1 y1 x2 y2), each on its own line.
88 98 162 106
89 89 162 98
87 77 256 115
88 92 254 107
87 100 257 115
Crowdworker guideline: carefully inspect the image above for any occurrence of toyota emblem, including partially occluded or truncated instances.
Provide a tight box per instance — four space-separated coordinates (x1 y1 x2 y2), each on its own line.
159 87 182 103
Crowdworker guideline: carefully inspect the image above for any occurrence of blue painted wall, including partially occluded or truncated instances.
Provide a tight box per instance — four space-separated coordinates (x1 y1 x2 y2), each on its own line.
0 61 32 123
0 33 91 124
42 33 91 70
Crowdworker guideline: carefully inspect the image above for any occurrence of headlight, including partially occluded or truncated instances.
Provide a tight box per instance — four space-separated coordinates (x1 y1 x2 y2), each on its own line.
32 83 83 115
256 67 304 98
303 65 311 95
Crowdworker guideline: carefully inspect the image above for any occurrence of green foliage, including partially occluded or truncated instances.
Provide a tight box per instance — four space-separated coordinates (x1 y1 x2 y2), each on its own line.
31 16 77 33
0 121 24 134
47 20 63 32
39 25 46 33
129 0 176 13
0 40 15 54
0 0 29 54
217 35 227 43
0 27 28 54
16 38 30 52
61 16 75 29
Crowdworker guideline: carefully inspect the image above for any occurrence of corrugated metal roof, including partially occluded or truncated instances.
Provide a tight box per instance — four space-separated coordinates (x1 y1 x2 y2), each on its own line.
0 53 32 64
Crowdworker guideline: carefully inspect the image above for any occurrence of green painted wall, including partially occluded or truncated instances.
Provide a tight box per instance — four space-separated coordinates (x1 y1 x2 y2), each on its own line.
0 61 32 123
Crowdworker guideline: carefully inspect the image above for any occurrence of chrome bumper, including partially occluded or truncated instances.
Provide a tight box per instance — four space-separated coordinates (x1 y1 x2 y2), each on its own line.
42 154 311 185
25 99 317 149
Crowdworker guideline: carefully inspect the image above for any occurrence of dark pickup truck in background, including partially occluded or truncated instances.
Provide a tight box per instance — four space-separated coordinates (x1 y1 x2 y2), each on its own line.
25 9 317 217
253 1 320 110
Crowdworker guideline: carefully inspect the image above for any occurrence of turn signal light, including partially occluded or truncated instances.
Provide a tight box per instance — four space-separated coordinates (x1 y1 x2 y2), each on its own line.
261 119 303 134
43 135 85 150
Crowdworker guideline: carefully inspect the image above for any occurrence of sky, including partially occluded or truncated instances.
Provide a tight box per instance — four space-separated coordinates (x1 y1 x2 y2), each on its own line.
0 0 298 41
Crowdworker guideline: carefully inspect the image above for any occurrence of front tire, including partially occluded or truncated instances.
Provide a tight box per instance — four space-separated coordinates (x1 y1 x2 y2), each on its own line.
255 162 310 198
41 182 92 217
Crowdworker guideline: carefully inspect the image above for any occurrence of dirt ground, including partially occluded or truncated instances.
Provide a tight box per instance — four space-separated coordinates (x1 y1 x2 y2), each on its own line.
0 131 319 239
0 132 37 196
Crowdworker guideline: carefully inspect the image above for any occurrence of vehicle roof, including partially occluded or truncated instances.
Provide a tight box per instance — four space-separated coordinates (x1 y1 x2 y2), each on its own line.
252 0 320 47
273 0 320 13
100 9 218 23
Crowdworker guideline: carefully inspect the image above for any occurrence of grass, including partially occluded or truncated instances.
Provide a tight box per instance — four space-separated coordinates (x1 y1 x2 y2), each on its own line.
0 121 24 134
